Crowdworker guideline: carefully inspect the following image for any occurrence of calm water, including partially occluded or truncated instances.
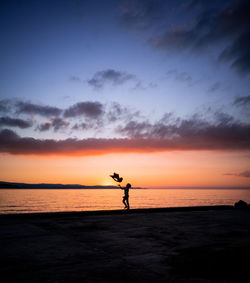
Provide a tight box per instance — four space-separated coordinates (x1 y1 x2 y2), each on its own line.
0 188 250 214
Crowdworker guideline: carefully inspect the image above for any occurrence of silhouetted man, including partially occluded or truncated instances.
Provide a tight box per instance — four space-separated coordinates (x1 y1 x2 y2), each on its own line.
119 183 131 209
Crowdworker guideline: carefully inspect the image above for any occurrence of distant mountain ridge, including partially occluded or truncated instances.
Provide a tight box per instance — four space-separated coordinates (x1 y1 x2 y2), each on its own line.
0 181 133 189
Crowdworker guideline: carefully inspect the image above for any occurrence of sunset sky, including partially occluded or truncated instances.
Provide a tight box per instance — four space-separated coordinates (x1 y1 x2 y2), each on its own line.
0 0 250 187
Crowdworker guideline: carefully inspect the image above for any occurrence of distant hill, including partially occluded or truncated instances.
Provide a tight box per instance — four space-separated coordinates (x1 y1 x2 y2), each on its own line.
0 181 142 189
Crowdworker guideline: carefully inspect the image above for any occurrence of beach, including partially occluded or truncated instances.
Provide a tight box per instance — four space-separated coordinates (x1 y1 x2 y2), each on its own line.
1 206 250 282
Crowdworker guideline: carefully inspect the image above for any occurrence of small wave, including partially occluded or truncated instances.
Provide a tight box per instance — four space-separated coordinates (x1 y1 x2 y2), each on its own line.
7 205 19 207
0 205 19 208
1 209 37 212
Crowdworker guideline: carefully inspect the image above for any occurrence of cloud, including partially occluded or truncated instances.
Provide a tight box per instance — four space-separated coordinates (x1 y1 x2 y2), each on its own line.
0 105 7 113
0 129 164 156
116 115 250 150
234 95 250 107
71 119 104 131
131 81 157 91
1 99 139 134
107 102 126 122
219 31 250 74
0 98 249 155
37 121 51 132
64 101 104 119
16 101 62 117
213 111 234 124
0 116 32 129
88 69 135 89
233 95 250 118
0 115 249 156
224 170 250 178
0 99 12 113
107 102 140 123
37 118 69 132
72 123 88 130
51 117 69 131
149 0 250 74
187 0 225 9
239 171 250 178
2 99 104 120
121 0 165 30
117 120 153 139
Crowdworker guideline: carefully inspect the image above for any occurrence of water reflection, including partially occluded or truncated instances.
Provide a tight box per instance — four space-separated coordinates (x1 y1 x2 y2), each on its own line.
0 188 250 214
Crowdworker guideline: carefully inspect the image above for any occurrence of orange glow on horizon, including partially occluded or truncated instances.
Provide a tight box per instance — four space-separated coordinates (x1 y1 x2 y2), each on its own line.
0 151 249 187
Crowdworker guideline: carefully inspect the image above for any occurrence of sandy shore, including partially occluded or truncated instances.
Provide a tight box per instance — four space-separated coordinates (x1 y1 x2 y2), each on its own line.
1 206 250 282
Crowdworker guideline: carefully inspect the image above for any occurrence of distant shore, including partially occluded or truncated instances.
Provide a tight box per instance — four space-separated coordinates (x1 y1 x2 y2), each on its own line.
0 180 124 189
1 180 249 190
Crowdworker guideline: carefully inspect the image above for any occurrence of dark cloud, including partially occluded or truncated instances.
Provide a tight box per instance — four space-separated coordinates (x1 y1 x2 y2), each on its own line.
213 111 234 125
131 81 157 91
224 170 250 178
64 101 104 119
107 103 127 122
239 171 250 178
0 99 12 113
51 117 69 131
37 121 51 132
159 112 177 124
16 101 62 117
1 113 249 155
234 95 250 107
149 0 250 74
116 115 250 149
72 123 88 131
233 95 250 119
219 31 250 74
186 0 227 10
107 102 140 123
0 116 32 129
88 69 135 89
2 99 104 120
117 120 153 139
37 118 69 132
121 0 165 30
0 129 166 156
72 120 104 131
0 105 7 113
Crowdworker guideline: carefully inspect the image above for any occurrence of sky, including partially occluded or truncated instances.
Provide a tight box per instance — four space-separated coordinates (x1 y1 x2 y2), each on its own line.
0 0 250 187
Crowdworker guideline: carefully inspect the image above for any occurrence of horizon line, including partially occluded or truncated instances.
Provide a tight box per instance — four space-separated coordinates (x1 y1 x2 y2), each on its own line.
0 180 249 189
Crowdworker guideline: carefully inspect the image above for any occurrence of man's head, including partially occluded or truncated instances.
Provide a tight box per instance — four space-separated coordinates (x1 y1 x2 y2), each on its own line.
126 183 131 188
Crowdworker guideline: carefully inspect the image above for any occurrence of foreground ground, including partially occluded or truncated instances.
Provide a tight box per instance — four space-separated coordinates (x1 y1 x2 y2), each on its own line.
1 207 250 282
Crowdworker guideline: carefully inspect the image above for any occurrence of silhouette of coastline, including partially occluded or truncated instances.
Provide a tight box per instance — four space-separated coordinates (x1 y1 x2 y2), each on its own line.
0 181 144 189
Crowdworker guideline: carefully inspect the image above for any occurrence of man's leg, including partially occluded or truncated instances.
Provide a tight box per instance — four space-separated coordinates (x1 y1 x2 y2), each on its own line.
126 197 130 209
123 197 127 208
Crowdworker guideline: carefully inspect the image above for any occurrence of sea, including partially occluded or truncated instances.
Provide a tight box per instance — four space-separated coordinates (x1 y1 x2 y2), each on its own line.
0 188 250 214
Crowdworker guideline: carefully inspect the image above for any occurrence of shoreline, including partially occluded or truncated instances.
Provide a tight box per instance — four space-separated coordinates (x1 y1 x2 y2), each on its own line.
0 205 234 218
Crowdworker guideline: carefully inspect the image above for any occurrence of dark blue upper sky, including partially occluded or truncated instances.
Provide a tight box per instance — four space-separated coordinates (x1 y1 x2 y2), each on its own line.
0 0 249 141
